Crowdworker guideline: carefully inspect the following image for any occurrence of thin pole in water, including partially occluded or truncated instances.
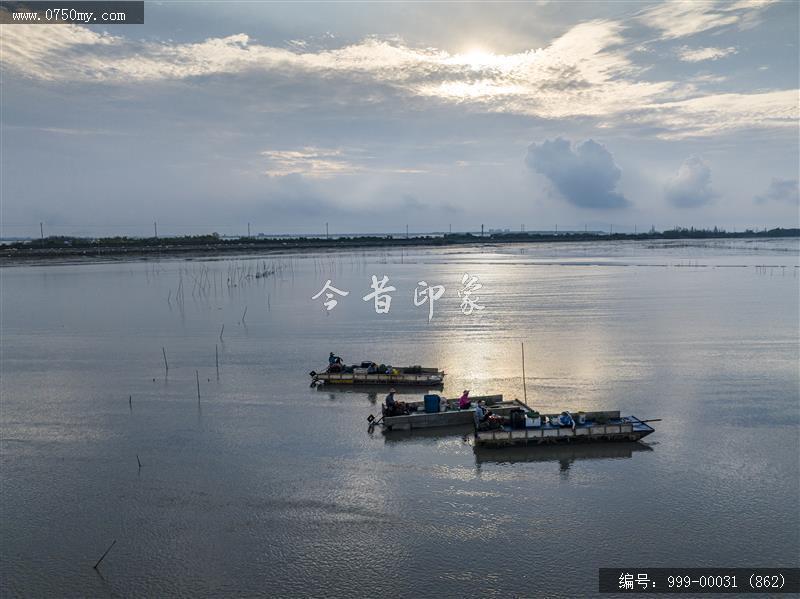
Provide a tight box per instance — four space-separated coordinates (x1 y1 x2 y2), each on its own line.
521 342 528 405
93 539 117 570
162 347 169 375
196 370 201 400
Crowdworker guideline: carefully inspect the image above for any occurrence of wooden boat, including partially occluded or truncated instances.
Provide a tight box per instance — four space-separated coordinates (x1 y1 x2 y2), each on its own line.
311 362 444 387
473 410 656 447
375 395 522 431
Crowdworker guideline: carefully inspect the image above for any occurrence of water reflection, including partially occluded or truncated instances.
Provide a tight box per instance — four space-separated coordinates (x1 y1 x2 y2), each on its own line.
314 385 442 396
381 424 475 444
474 441 654 473
2 239 797 597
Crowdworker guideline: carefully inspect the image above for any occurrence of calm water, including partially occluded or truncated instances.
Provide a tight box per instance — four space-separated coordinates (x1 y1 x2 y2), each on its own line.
2 239 799 597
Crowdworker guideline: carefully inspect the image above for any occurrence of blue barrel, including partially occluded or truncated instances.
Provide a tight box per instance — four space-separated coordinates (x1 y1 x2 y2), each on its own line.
424 394 440 413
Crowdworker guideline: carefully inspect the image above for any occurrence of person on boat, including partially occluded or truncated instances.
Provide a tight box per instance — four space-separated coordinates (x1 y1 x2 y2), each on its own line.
385 388 396 410
384 388 407 416
458 390 471 410
328 352 343 373
474 400 495 429
473 401 487 427
558 411 576 431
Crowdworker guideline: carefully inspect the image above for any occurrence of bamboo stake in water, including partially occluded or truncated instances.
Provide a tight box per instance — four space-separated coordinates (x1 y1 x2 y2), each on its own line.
521 342 528 405
219 324 224 341
196 370 201 400
162 347 169 375
215 344 220 380
93 539 117 570
129 395 132 411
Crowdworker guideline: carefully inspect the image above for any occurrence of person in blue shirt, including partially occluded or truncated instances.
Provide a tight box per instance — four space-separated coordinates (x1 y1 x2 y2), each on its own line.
473 400 492 429
384 388 410 416
328 352 343 372
385 389 397 411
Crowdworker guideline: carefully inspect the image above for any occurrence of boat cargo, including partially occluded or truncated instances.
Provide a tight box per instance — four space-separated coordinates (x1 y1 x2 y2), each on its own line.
376 394 522 431
311 361 445 387
474 409 656 447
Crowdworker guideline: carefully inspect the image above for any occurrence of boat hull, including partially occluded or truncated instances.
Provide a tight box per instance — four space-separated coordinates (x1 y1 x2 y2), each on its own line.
313 372 444 386
382 395 510 430
474 415 655 447
311 366 444 387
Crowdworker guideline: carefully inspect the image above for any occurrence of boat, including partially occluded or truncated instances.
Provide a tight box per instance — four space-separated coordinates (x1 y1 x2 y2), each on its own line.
473 410 656 447
310 361 445 387
372 395 523 431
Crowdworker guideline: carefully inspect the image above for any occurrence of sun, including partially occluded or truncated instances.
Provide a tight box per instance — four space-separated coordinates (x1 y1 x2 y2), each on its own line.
450 46 524 73
458 46 496 69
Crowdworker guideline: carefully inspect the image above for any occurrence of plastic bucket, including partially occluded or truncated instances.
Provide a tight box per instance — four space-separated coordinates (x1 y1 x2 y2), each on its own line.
423 394 440 413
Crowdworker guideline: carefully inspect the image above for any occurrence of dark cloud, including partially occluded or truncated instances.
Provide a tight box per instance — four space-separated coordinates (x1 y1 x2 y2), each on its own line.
664 155 716 208
525 138 629 209
755 178 799 205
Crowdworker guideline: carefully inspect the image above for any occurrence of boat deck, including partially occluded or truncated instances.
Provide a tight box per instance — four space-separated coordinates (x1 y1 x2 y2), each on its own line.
474 415 654 447
311 366 444 387
381 395 510 430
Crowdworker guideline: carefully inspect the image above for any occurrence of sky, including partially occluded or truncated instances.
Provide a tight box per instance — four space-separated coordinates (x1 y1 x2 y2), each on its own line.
1 0 799 237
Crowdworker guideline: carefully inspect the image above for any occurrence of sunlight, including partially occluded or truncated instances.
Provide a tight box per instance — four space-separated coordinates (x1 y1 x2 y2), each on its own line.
449 46 520 71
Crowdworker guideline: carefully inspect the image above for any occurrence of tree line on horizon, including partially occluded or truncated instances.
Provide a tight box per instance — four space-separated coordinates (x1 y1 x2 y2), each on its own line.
5 226 799 250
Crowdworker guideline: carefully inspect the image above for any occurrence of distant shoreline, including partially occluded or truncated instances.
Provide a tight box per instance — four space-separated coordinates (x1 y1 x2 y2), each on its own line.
1 229 797 267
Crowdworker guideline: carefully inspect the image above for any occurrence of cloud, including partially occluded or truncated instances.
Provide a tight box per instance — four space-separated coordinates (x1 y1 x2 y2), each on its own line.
635 90 798 139
638 0 779 39
664 156 716 208
262 147 362 178
261 146 428 178
755 178 800 204
525 138 629 209
0 24 119 82
1 15 796 140
677 46 738 62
